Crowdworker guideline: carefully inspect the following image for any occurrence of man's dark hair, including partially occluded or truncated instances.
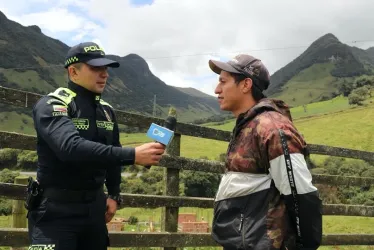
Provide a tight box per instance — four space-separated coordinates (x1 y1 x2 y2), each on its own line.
230 72 264 101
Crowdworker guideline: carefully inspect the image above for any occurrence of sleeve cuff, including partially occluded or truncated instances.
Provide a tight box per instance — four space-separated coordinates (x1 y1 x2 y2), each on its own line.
106 185 120 196
112 146 135 165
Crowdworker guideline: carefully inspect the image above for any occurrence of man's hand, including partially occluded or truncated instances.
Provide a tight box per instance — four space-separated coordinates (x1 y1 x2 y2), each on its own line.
134 142 165 166
105 198 117 223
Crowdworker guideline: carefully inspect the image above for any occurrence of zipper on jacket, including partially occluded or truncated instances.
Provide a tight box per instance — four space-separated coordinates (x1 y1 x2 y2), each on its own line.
238 213 244 232
238 213 246 249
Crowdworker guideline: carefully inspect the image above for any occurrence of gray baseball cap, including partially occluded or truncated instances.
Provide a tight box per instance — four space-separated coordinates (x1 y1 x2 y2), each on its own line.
209 54 271 93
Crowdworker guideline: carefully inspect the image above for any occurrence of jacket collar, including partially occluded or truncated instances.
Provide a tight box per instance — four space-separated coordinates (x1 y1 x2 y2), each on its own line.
68 81 101 103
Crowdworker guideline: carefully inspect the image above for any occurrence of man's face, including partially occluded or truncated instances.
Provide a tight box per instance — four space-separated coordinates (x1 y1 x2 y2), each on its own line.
72 63 109 93
214 71 244 113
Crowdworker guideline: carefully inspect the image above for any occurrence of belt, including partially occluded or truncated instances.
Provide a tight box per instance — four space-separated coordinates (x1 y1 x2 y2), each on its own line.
42 186 103 203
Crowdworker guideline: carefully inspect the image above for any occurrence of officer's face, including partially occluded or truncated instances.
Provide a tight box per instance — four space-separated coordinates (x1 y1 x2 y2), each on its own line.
73 63 109 93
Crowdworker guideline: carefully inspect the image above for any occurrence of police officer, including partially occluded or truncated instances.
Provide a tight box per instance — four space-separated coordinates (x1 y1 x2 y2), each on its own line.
27 42 165 250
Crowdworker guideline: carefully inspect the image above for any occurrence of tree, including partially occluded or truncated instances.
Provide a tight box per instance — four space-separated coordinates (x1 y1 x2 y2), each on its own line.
128 216 139 225
348 85 371 106
0 169 19 215
348 93 364 106
354 85 371 98
339 82 352 97
0 168 20 183
181 170 221 198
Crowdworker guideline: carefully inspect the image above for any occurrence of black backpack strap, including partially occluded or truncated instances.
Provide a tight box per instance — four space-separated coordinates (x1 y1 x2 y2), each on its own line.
278 129 303 248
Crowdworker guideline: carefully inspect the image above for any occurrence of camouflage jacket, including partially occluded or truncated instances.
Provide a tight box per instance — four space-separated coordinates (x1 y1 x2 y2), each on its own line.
211 99 322 250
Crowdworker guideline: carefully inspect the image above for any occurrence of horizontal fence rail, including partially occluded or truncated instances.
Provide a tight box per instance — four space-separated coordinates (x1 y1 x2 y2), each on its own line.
1 182 374 216
2 131 374 187
0 228 374 247
0 86 231 141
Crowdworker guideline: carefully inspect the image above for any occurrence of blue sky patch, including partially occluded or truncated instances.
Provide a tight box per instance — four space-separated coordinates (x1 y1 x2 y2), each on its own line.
66 5 104 27
24 4 52 15
130 0 154 6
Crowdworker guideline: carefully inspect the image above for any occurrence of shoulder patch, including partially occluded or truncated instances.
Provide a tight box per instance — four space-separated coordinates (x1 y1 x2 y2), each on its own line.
52 104 68 113
47 87 76 105
46 98 66 106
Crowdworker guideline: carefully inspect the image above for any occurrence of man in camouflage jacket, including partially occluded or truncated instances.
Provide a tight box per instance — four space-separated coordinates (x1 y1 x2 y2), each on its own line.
208 54 322 250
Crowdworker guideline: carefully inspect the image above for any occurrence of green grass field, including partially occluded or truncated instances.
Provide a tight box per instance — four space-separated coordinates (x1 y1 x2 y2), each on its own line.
0 110 35 135
2 69 56 93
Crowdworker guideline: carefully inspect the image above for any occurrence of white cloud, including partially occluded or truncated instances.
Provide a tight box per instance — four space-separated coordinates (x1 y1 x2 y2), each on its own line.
2 0 374 95
148 54 221 96
22 8 102 36
0 1 99 40
73 0 374 95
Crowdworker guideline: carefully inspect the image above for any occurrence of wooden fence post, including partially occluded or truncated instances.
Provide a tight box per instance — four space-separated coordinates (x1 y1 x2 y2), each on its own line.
162 128 181 250
12 175 28 250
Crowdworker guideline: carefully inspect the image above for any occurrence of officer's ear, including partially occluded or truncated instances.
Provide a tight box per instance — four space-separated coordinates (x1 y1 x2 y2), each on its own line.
68 63 82 79
67 65 77 78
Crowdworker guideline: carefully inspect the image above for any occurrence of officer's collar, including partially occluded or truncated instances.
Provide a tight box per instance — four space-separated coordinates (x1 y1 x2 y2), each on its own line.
68 81 101 102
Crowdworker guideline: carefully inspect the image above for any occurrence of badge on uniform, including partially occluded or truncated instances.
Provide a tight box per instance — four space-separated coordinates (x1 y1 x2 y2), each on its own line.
103 109 111 122
28 244 56 250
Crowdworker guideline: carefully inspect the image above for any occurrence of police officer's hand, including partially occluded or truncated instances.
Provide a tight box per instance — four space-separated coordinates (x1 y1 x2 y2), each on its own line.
134 142 165 166
105 198 117 223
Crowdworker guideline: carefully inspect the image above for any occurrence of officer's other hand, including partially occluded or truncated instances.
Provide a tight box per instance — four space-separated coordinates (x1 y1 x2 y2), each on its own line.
134 142 165 166
105 198 117 223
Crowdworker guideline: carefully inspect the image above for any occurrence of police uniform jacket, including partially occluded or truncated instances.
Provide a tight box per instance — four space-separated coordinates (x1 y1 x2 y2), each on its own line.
32 81 134 196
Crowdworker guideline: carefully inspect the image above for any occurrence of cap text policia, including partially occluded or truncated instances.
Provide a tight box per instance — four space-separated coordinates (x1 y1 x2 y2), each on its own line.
64 42 120 68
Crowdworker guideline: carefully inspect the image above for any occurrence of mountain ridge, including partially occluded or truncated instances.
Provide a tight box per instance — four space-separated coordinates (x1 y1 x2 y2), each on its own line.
0 10 221 123
266 32 374 105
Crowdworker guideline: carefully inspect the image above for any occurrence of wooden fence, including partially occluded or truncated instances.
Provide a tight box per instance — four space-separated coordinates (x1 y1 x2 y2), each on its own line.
1 85 374 248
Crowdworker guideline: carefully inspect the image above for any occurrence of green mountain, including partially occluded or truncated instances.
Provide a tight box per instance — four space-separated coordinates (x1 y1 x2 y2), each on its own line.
265 33 374 106
0 10 221 123
174 87 214 98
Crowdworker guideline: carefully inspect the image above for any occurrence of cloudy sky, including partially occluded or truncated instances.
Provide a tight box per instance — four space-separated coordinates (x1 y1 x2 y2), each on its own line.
1 0 374 96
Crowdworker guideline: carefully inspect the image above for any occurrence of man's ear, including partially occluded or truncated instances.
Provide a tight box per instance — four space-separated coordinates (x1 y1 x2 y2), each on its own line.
68 65 78 79
242 78 253 94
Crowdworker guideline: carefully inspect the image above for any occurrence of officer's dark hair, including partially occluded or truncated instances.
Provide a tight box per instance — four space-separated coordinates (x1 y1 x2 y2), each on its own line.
67 63 84 80
230 72 264 102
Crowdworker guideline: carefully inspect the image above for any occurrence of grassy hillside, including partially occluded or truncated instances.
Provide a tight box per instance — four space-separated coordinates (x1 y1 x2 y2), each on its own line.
271 62 338 106
266 33 374 104
0 109 34 135
270 62 374 106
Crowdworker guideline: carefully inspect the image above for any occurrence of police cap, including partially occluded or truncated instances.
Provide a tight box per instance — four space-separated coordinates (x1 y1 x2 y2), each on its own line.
64 42 120 68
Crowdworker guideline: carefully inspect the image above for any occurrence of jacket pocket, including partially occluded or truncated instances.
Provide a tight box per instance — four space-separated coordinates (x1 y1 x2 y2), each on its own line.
212 202 246 250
